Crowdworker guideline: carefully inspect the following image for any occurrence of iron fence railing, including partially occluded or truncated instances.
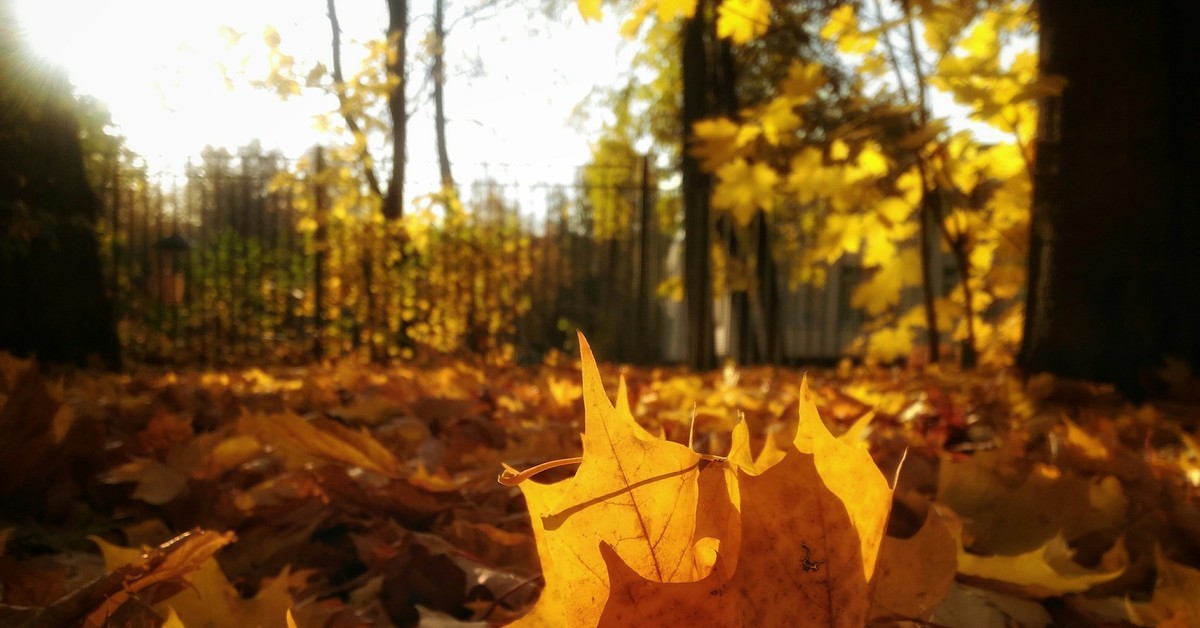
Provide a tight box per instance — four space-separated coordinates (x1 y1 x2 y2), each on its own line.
93 146 885 366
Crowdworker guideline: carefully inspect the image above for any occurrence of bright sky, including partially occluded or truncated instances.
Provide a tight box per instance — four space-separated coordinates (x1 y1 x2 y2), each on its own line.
11 0 633 191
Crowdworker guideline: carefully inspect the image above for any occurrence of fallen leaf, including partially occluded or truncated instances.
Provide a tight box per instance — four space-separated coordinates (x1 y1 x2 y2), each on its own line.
511 334 738 625
1128 546 1200 626
929 581 1053 628
956 531 1126 597
240 411 403 478
869 509 957 622
93 531 292 628
99 457 190 505
508 336 892 626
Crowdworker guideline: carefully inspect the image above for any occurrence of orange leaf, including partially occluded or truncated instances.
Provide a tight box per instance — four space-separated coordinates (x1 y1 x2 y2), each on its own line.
505 336 893 626
510 333 739 625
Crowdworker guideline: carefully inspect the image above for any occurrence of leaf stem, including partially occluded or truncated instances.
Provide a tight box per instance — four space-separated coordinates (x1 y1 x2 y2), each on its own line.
497 457 583 486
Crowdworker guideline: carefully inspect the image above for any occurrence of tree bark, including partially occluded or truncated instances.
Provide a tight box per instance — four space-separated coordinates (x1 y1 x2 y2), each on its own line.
384 0 408 220
432 0 454 192
682 3 715 371
1021 0 1200 397
0 9 121 367
327 0 386 203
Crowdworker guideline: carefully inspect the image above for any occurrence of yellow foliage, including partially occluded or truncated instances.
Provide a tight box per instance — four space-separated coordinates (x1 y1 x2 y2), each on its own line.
866 327 914 363
785 147 828 204
611 0 1041 364
758 96 801 145
658 0 698 21
851 248 922 316
711 159 779 226
690 117 760 171
779 60 825 102
577 0 603 21
716 0 771 44
876 196 915 225
821 5 877 54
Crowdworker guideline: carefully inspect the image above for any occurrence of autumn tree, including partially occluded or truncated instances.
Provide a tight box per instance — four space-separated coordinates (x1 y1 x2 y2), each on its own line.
675 0 1048 367
323 0 408 221
0 1 120 367
680 1 717 370
1021 0 1200 397
587 0 843 367
431 0 453 191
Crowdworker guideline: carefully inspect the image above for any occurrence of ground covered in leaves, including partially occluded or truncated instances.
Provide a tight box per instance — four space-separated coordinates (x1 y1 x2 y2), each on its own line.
1 346 1199 627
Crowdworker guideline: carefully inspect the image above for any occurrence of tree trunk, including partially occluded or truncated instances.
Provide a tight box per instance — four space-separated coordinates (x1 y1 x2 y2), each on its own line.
1021 0 1200 397
327 0 386 204
682 4 715 371
384 0 408 220
0 14 121 367
432 0 454 192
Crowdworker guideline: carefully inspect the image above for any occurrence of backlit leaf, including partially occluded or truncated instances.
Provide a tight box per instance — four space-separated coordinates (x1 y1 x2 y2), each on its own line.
577 0 603 22
716 0 770 44
712 159 779 226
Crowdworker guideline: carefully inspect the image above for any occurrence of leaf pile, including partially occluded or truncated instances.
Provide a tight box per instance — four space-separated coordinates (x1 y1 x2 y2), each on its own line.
1 343 1199 626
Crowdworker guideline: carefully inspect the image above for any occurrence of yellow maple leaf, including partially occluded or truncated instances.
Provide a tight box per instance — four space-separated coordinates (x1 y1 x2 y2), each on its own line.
88 530 252 626
856 141 889 177
866 327 914 362
92 532 299 628
690 117 760 171
716 0 770 44
510 334 739 626
238 411 402 478
712 158 779 226
820 4 876 54
820 4 853 39
780 60 825 102
577 0 603 22
657 0 698 21
786 146 827 204
851 248 922 315
876 196 915 225
955 532 1127 597
896 167 924 207
758 96 801 145
830 138 850 161
861 217 897 267
960 11 999 61
599 377 893 626
506 337 894 626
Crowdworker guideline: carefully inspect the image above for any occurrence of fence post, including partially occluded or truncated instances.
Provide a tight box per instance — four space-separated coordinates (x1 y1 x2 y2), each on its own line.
312 146 327 360
635 154 654 363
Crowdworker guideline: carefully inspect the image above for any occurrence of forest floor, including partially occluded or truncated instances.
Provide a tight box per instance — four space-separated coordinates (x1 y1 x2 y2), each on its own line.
1 349 1199 627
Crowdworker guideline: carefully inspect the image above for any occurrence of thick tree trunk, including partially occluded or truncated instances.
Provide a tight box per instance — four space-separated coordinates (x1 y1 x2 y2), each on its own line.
0 21 121 367
1021 0 1200 397
682 5 715 371
384 0 408 220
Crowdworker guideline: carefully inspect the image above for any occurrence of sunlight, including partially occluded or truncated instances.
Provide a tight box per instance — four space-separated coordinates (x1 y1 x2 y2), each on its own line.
9 0 630 186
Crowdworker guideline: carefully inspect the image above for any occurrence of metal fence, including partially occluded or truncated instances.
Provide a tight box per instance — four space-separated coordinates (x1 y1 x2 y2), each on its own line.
93 147 672 364
93 146 882 366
